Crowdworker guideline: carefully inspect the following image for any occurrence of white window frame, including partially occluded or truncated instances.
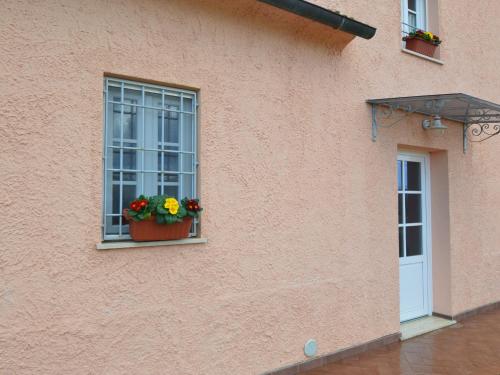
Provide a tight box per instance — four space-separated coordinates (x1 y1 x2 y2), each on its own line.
401 0 428 36
102 78 198 241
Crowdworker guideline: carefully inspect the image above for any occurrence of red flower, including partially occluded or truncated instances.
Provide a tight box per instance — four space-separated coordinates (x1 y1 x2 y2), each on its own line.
139 199 148 208
186 199 200 212
130 200 142 212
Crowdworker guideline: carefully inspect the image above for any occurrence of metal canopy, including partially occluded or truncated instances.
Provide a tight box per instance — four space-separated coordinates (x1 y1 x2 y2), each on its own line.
367 93 500 153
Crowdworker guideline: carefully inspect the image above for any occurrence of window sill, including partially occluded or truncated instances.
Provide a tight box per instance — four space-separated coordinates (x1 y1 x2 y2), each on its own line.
401 48 444 65
96 237 208 250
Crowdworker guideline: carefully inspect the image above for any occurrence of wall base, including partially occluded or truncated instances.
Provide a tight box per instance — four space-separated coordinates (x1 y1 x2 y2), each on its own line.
433 300 500 322
261 333 400 375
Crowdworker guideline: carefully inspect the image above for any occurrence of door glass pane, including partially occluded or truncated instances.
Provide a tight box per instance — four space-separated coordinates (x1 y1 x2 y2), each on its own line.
406 226 423 256
397 161 403 190
399 227 404 258
406 161 421 191
398 193 403 224
405 194 422 223
408 0 416 11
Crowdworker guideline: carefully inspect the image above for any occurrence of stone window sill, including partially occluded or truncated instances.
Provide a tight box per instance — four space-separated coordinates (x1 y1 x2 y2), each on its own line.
401 48 444 65
96 237 208 250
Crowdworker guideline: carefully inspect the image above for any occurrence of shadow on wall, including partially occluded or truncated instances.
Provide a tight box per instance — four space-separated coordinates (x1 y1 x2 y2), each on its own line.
178 0 356 53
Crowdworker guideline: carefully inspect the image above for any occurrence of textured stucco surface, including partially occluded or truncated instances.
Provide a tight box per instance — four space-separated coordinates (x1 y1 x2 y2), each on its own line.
0 0 499 374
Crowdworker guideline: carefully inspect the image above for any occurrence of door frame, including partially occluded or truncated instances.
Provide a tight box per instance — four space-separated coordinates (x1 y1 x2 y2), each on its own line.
398 151 433 321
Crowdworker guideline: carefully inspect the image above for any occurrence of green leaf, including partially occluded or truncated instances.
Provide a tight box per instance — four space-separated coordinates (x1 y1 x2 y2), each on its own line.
157 206 168 215
177 206 187 217
156 215 165 224
165 215 178 224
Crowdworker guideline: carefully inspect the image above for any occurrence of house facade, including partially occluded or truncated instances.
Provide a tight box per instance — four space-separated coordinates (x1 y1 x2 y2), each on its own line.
1 0 499 374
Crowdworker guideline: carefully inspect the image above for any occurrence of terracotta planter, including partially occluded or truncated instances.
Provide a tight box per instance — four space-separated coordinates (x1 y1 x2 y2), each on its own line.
123 209 193 241
405 38 438 58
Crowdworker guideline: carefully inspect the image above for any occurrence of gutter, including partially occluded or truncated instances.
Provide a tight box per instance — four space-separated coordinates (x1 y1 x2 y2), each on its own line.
257 0 377 39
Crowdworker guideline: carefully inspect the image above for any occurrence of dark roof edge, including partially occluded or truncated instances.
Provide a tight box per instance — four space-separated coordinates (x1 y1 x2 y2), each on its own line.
257 0 377 39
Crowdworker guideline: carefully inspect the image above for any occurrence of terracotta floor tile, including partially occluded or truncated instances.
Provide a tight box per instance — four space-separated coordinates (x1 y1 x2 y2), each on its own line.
299 309 500 375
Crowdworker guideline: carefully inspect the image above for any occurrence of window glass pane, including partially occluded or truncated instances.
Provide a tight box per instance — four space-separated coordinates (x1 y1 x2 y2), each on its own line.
112 149 137 170
183 96 194 113
408 0 416 11
145 89 162 109
181 174 194 199
113 172 136 182
143 150 159 172
405 161 421 191
398 193 403 224
397 161 402 190
123 149 137 170
408 12 417 29
158 152 179 172
143 108 161 149
406 226 422 256
158 173 179 183
159 185 179 198
165 95 180 111
112 103 121 139
182 113 194 152
111 100 138 141
122 102 137 141
158 112 179 145
182 154 194 173
405 194 422 223
399 227 404 258
111 184 136 215
108 85 121 102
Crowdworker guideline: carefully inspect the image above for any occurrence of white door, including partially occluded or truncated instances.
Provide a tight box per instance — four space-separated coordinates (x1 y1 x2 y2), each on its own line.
398 153 431 322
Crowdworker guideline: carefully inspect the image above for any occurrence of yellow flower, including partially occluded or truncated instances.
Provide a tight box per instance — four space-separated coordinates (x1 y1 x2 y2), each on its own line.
424 31 433 39
164 197 179 215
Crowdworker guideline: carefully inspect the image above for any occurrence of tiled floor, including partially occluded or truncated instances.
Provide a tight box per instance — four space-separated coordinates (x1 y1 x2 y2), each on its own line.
300 309 500 375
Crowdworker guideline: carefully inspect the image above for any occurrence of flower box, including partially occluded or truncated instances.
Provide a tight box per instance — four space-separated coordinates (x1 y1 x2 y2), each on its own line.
123 195 202 242
405 37 438 57
403 30 441 58
124 209 193 241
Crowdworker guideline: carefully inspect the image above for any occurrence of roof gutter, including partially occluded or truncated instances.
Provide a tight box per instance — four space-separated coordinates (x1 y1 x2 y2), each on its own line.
257 0 376 39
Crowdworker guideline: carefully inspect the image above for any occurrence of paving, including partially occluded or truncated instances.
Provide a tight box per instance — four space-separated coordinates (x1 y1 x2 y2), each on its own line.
300 308 500 375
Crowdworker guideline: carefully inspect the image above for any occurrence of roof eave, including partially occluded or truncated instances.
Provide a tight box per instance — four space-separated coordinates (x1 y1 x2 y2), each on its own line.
257 0 377 40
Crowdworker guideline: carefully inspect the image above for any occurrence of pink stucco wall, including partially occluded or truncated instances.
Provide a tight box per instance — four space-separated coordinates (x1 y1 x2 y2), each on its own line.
0 0 499 373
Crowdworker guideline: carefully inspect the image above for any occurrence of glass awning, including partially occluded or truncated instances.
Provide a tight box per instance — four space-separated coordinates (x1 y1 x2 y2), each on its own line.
367 93 500 153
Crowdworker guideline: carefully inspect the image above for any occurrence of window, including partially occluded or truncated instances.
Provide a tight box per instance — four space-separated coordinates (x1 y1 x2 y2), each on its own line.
402 0 427 35
103 78 198 240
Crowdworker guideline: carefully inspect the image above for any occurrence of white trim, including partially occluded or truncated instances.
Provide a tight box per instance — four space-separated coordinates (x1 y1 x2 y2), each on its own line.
96 237 208 250
398 151 433 322
401 48 444 65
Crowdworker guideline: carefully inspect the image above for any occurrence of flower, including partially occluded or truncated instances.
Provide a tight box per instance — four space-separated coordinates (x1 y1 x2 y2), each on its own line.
130 201 141 212
139 199 148 208
186 199 200 212
403 29 441 45
164 197 179 215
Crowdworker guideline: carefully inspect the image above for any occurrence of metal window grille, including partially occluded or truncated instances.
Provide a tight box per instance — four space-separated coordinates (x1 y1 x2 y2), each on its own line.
103 78 198 240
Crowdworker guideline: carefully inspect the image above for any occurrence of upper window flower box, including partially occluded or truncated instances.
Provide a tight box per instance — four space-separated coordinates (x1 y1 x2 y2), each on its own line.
403 30 442 58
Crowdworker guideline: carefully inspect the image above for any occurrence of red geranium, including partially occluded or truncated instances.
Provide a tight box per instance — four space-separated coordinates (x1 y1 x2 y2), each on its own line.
186 199 200 212
130 198 148 212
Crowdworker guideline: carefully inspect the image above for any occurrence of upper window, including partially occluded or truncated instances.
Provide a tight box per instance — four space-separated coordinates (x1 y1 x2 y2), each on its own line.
402 0 427 35
103 78 198 240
